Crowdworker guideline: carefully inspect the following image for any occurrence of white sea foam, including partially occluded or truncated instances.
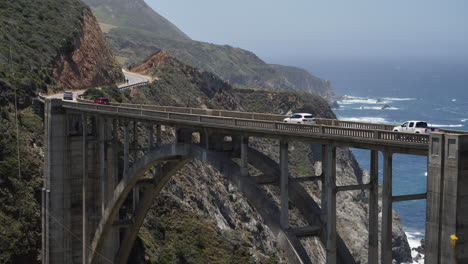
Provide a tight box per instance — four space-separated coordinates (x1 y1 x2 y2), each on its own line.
429 124 464 128
424 172 427 177
353 106 400 110
339 117 389 124
462 119 468 123
339 99 391 105
405 231 425 264
382 97 417 101
338 95 391 105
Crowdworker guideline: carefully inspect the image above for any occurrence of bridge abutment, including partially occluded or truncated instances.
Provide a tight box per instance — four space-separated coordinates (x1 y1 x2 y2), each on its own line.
427 133 468 263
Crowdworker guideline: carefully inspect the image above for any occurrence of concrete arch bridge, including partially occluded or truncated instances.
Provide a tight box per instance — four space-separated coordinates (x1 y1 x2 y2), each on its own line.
41 99 468 264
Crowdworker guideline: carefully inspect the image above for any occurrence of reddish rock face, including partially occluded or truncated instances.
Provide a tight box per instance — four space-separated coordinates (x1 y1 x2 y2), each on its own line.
127 50 171 76
53 9 123 89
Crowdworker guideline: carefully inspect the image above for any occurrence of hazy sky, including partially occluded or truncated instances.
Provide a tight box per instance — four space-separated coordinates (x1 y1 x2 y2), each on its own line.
146 0 467 60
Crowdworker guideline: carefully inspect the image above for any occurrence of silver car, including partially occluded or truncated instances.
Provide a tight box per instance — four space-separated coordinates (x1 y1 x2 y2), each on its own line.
283 113 315 124
63 91 73 100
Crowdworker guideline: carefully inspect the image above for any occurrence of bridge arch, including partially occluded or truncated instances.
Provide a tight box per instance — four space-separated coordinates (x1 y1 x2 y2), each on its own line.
88 143 311 264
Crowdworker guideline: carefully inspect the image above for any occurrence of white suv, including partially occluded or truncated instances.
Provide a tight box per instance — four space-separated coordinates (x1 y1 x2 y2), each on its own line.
393 121 429 134
283 113 315 124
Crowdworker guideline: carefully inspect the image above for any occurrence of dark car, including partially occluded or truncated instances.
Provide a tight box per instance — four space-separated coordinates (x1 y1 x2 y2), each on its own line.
93 97 110 105
63 91 73 100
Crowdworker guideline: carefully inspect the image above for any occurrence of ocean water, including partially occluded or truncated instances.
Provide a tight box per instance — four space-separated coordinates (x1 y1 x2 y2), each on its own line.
282 56 468 263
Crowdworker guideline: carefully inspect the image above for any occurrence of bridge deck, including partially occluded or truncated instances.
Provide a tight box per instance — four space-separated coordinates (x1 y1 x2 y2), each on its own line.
62 101 430 156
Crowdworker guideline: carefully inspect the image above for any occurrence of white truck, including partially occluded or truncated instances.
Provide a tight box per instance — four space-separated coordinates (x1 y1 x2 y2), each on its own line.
392 121 437 134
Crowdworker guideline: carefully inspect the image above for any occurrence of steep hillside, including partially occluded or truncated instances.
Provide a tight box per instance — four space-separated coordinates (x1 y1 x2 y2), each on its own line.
0 0 123 99
79 0 335 99
52 9 124 90
234 87 336 118
127 51 240 109
106 27 336 99
0 1 122 262
269 64 336 99
81 0 190 40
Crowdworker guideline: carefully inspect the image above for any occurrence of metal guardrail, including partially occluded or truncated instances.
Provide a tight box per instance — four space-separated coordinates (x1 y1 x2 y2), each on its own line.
63 101 431 145
118 81 150 91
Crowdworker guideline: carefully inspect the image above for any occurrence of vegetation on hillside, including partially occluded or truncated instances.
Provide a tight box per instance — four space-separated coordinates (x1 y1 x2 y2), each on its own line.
81 0 190 40
103 27 336 98
0 0 88 106
234 87 336 118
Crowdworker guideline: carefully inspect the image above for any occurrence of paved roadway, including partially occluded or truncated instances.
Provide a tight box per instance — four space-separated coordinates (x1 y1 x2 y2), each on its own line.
45 70 151 101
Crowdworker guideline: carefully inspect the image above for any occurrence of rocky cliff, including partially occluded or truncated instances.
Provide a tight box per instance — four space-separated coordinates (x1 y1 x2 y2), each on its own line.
52 9 124 90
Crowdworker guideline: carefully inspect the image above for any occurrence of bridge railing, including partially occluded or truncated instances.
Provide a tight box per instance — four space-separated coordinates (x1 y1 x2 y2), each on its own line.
64 101 430 145
314 118 396 131
76 99 287 122
75 99 410 132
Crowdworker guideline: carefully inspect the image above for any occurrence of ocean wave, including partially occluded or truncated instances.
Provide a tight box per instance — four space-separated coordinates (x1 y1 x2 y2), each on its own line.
405 231 425 264
338 99 391 105
338 95 391 105
339 117 389 124
462 119 467 122
429 124 464 128
353 106 400 110
402 231 424 264
382 97 417 101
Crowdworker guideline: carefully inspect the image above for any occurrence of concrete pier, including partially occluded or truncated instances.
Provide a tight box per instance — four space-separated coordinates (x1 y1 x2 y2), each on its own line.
240 136 249 177
325 145 337 264
280 140 289 229
368 150 379 263
440 134 468 263
381 152 393 264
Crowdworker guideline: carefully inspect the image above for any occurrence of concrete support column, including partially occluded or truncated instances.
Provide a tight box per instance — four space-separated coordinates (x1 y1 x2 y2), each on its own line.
240 136 249 177
41 187 47 264
132 121 139 213
381 151 393 264
321 144 327 223
98 116 106 216
439 134 468 263
104 118 120 261
147 124 154 151
368 150 379 263
425 133 445 264
43 99 70 264
280 140 289 229
81 113 88 264
325 145 337 264
156 124 162 147
123 124 129 177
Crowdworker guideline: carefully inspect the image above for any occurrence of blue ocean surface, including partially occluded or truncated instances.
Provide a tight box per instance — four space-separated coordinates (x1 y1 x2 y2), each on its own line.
279 56 468 262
